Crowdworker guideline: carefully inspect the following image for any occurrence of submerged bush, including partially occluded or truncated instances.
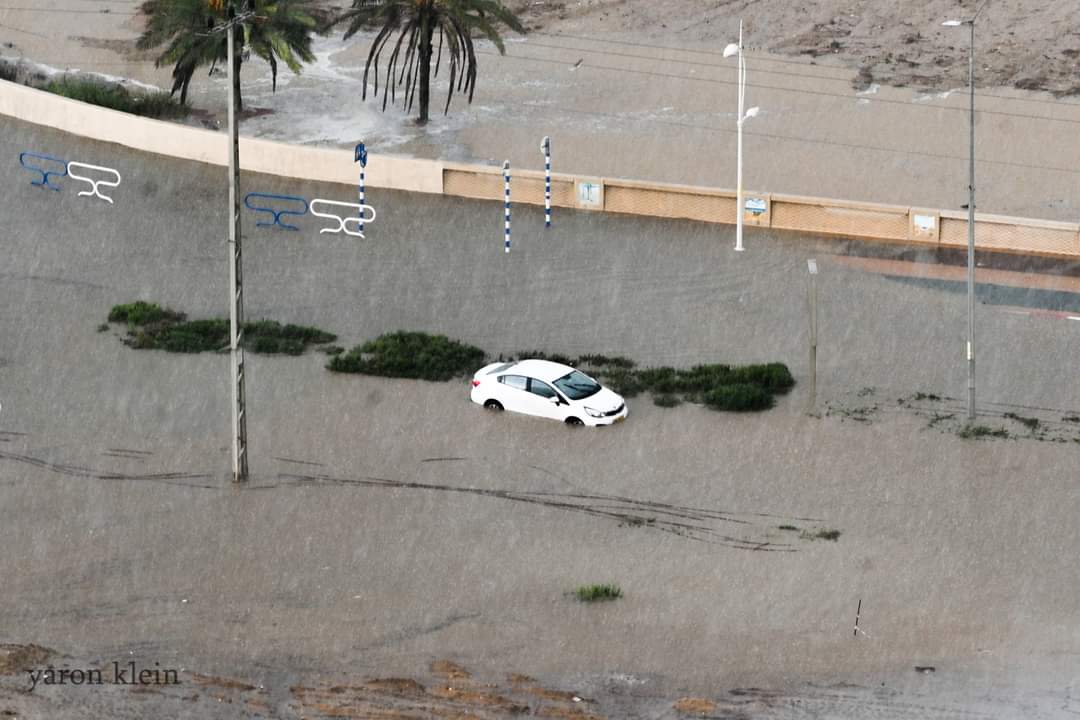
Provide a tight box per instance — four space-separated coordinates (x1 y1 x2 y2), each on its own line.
106 302 334 355
328 331 486 381
108 301 184 326
703 383 774 412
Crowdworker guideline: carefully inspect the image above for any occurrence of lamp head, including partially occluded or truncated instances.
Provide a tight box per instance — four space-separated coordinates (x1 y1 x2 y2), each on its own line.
745 106 760 118
723 43 739 58
941 19 964 26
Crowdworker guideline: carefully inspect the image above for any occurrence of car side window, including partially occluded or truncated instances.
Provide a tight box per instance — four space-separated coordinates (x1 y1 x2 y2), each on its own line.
528 379 557 399
499 375 528 391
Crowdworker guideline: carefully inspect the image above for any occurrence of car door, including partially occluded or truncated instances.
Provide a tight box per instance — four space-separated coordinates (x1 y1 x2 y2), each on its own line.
526 378 568 421
497 374 533 415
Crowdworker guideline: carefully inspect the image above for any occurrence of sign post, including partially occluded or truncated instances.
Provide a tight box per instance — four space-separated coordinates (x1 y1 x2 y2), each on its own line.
355 142 367 235
541 136 551 228
503 160 511 253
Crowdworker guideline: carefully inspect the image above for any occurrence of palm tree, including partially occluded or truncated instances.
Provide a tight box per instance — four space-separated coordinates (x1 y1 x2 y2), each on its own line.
330 0 525 124
137 0 326 111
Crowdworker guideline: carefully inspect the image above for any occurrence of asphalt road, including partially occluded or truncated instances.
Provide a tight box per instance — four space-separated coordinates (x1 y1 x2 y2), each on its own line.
2 117 1080 718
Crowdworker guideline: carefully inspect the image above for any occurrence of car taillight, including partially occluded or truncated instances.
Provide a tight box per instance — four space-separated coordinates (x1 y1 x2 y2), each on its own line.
471 380 481 387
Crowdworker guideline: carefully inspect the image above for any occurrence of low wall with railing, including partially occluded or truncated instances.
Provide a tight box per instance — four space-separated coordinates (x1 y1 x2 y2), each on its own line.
4 78 1078 259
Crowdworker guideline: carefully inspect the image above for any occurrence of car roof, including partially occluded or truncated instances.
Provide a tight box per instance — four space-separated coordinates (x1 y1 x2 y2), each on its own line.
506 359 576 383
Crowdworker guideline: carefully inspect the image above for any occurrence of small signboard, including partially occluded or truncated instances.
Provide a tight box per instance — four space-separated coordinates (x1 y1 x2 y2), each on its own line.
745 197 767 215
913 213 936 233
576 181 602 209
910 211 939 241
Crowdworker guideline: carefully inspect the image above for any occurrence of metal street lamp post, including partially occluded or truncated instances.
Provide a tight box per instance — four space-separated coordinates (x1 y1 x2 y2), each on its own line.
943 0 988 421
724 20 760 253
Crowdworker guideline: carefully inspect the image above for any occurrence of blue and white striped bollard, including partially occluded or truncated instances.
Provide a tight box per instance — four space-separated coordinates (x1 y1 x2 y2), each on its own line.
503 160 511 253
541 136 551 228
355 142 367 235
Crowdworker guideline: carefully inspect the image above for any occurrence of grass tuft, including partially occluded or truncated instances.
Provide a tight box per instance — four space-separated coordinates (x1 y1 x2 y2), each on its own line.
652 393 682 408
513 349 576 367
800 528 841 541
574 584 622 602
957 424 1009 440
577 354 636 369
44 76 189 119
1003 412 1040 430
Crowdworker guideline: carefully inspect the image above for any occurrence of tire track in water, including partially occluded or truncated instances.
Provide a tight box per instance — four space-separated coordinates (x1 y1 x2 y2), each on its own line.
265 471 814 551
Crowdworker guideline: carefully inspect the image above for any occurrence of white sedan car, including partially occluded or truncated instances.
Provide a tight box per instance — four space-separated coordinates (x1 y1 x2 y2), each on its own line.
470 359 628 426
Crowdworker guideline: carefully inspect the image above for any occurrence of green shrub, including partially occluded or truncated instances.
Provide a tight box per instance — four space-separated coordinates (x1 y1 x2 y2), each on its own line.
704 383 774 412
244 320 334 354
0 60 16 83
636 367 681 394
321 345 345 355
653 393 681 408
329 331 486 381
44 76 189 119
727 363 796 394
109 302 332 355
108 301 184 326
574 584 622 602
158 319 229 353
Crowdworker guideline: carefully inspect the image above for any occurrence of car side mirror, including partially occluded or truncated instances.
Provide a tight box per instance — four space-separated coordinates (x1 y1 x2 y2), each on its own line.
548 396 560 404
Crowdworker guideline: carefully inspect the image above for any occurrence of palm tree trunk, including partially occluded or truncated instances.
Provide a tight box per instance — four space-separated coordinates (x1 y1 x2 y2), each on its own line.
417 18 434 124
233 25 244 112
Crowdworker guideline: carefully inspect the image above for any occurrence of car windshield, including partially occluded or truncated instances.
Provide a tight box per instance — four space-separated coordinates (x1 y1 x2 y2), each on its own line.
553 370 601 401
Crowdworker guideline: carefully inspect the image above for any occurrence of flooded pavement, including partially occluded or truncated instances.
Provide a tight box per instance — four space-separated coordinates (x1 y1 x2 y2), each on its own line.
2 118 1079 718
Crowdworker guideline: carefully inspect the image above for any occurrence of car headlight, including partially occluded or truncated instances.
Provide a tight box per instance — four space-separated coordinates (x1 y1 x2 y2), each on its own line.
584 407 605 418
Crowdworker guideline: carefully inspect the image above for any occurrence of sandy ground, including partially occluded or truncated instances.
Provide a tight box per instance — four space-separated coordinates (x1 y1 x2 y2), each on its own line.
1 118 1079 718
4 1 1080 222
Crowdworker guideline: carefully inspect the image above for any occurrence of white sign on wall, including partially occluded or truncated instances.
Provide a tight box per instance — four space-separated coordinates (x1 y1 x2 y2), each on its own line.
913 213 937 235
745 197 767 215
576 181 602 208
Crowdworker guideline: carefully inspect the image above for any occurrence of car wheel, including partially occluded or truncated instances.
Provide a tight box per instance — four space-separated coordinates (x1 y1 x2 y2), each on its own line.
565 417 584 426
484 400 504 411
